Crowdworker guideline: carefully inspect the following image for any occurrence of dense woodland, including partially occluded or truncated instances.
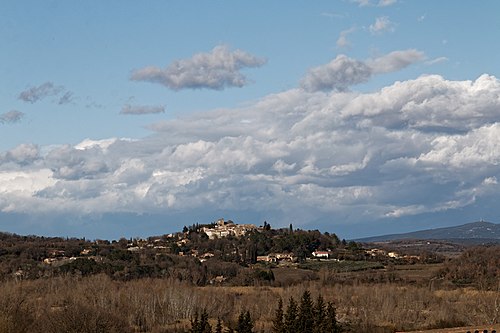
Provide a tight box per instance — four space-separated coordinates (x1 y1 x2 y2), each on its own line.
0 225 498 332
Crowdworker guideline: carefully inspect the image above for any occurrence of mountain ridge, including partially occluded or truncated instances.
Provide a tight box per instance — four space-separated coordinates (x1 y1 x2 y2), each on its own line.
356 221 500 243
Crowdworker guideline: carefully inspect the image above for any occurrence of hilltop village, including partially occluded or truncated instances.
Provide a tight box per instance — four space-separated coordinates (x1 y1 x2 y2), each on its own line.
0 219 498 333
0 218 445 283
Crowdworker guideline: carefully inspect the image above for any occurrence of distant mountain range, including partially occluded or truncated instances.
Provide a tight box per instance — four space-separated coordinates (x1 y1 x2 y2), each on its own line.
357 221 500 243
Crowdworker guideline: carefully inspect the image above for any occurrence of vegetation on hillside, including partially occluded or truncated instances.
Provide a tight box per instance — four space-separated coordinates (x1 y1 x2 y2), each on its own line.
0 224 498 332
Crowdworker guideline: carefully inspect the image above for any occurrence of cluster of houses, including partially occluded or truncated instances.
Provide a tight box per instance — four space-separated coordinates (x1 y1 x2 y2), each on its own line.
36 219 423 274
201 219 258 239
41 248 102 266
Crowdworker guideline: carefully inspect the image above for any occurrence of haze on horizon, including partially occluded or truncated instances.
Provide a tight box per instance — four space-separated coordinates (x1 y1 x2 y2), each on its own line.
1 1 500 240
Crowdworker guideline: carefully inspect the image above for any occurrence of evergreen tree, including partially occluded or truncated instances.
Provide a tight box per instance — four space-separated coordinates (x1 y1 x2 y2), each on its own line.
271 298 284 333
236 310 253 333
191 309 212 333
298 290 315 332
313 295 326 333
284 297 298 333
325 302 340 333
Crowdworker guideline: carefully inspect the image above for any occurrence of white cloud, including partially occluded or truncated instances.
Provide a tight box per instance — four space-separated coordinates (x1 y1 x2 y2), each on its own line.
367 49 425 74
351 0 397 7
2 74 500 229
337 27 356 49
300 55 372 92
301 49 424 92
2 144 40 165
120 104 165 115
131 45 266 91
483 176 498 185
369 16 395 35
425 57 448 66
377 0 397 7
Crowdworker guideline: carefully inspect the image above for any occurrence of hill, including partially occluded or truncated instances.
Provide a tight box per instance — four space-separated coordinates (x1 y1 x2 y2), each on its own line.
356 221 500 243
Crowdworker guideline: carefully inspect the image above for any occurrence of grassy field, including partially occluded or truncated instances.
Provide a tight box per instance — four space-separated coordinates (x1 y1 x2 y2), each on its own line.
298 259 385 271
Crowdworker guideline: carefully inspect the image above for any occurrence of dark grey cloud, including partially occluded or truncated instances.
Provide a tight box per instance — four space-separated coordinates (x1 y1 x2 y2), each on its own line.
301 50 425 92
131 45 267 90
0 110 24 124
120 104 165 115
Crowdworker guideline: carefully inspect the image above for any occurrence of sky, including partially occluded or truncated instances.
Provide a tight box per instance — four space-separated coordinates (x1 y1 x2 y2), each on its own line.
1 1 500 240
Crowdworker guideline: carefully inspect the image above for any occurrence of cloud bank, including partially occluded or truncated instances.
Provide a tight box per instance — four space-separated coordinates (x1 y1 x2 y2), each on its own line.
131 45 266 91
2 73 500 231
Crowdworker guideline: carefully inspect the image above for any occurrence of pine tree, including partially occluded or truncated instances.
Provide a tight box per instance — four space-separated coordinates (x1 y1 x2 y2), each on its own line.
298 290 315 332
325 302 340 333
191 309 212 333
284 297 298 333
313 295 326 333
271 298 284 333
236 310 253 333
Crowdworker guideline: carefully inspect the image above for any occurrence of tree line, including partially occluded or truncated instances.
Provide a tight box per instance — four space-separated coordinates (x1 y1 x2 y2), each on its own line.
190 290 341 333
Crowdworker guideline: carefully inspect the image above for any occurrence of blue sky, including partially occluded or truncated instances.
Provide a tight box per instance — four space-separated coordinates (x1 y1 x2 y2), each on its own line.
1 1 500 239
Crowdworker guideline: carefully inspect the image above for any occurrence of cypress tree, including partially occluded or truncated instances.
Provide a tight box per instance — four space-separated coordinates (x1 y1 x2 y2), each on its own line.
298 290 315 332
191 309 212 333
271 298 284 333
284 297 298 333
236 310 253 333
325 302 340 333
313 295 326 333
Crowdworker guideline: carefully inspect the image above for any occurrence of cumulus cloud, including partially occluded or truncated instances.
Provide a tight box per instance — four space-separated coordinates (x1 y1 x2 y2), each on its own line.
1 144 39 165
0 110 24 124
130 45 266 91
2 74 500 231
300 55 372 92
300 49 424 92
120 104 165 115
369 16 395 35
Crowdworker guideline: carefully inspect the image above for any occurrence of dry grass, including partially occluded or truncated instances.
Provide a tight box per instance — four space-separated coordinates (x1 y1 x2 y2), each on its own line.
0 274 498 332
